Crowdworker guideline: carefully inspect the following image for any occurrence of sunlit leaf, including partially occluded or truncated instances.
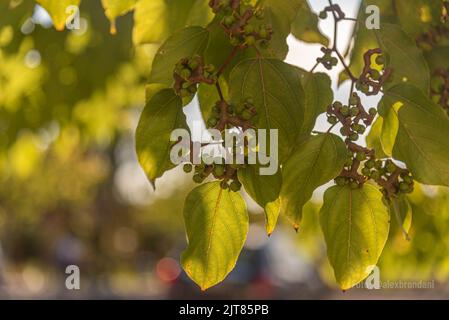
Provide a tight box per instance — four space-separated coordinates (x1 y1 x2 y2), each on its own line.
229 58 305 161
281 133 347 229
238 165 282 235
135 89 187 186
320 184 390 290
149 26 209 88
181 181 248 290
379 84 449 186
375 23 430 92
133 0 213 45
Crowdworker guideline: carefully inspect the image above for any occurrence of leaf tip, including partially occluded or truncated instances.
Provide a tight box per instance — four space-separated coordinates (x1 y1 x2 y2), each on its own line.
149 179 156 190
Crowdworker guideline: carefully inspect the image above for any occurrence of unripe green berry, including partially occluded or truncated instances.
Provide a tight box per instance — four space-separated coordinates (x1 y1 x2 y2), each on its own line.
365 159 375 169
244 25 255 34
350 107 360 116
362 167 371 176
223 16 235 27
356 125 366 134
333 101 343 109
180 68 191 80
213 165 225 177
349 96 359 106
193 174 204 183
330 57 338 66
349 133 359 141
188 59 199 70
208 117 218 127
319 11 328 19
335 176 347 186
399 182 410 192
327 115 338 124
356 151 366 161
386 162 396 173
220 180 229 190
230 181 242 192
183 163 193 173
230 36 240 47
375 55 385 65
180 88 190 97
340 105 350 116
371 171 381 180
375 160 383 169
245 35 256 46
369 108 377 116
370 70 381 81
403 175 413 184
350 181 359 189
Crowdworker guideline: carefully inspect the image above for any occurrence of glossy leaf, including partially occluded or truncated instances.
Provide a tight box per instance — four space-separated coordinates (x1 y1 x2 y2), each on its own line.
149 26 209 87
320 184 390 290
229 58 305 161
135 89 188 186
181 181 248 290
238 165 282 235
379 84 449 187
281 133 347 229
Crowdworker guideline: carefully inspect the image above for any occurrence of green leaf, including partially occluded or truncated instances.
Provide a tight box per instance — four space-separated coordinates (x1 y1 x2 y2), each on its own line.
181 181 248 291
297 69 333 136
149 26 209 87
291 0 329 46
229 58 305 161
132 0 213 45
379 84 449 187
396 0 442 38
101 0 137 34
280 133 347 229
257 0 301 58
36 0 80 31
389 196 412 241
365 117 388 159
198 77 229 122
320 184 390 290
238 165 282 235
375 23 430 92
135 89 188 186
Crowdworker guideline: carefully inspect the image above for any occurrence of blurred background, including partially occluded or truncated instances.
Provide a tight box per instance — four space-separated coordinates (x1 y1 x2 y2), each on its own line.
0 0 449 299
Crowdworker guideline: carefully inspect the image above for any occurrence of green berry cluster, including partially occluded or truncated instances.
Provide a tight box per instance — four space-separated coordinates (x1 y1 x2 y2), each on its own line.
173 55 217 98
317 47 338 70
430 69 449 115
184 161 243 191
326 93 376 143
210 0 272 48
206 98 257 130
